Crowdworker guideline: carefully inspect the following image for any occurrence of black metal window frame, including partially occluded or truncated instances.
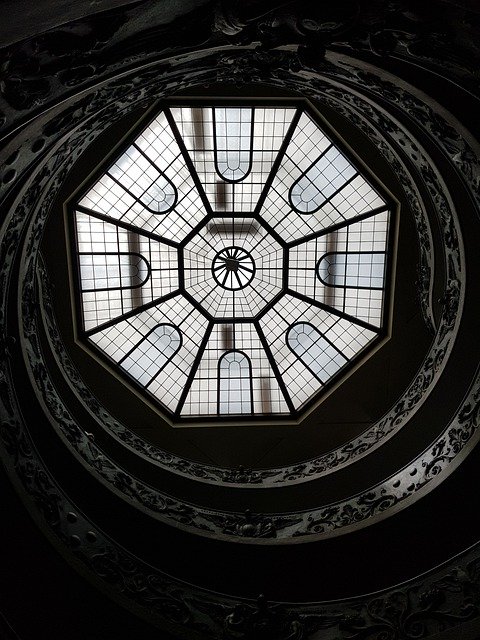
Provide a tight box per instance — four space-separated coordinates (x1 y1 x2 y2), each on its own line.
66 97 398 423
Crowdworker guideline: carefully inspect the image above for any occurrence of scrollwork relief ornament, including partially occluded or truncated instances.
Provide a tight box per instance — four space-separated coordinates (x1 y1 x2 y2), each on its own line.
0 0 479 549
5 56 475 546
212 509 293 539
213 0 360 47
223 595 305 640
34 58 457 493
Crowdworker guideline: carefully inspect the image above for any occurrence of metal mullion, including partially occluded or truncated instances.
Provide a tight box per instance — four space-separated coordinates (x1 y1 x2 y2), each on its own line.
132 142 180 178
299 142 334 178
166 98 304 109
306 320 350 361
286 288 380 334
254 320 295 414
164 108 213 216
116 225 123 316
343 225 349 314
382 207 396 327
253 108 302 217
179 212 213 248
252 212 287 248
282 246 290 291
288 143 345 215
145 338 182 388
231 208 236 317
182 290 213 321
214 316 261 324
118 325 156 365
148 236 153 300
71 210 88 332
177 245 185 290
175 321 214 416
299 171 359 216
84 289 180 337
287 205 389 249
106 169 177 216
75 205 178 247
210 211 263 219
107 170 142 205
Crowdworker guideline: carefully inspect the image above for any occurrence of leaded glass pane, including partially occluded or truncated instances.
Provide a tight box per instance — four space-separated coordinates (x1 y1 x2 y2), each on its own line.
214 108 253 182
287 323 347 383
71 100 395 420
317 252 386 289
120 324 182 386
218 351 253 414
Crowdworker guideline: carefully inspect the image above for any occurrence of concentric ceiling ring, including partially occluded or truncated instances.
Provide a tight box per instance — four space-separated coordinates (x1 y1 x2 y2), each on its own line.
1 3 480 638
211 246 255 290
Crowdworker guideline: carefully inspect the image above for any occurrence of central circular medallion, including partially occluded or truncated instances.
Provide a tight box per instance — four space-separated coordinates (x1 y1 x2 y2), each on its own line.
212 246 255 290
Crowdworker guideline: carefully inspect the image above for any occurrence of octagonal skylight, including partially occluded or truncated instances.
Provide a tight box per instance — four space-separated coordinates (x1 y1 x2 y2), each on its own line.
70 100 395 422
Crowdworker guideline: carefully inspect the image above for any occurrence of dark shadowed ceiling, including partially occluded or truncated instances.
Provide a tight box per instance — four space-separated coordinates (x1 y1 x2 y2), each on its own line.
1 2 480 639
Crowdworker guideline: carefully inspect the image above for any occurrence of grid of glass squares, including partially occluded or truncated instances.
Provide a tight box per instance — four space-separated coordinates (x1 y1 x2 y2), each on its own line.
183 217 283 319
71 101 394 421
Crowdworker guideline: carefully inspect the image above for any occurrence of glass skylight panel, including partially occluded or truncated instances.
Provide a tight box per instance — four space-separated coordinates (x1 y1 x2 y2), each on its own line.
78 110 206 243
287 323 348 382
289 147 356 213
171 106 296 212
259 112 386 243
180 322 288 416
214 108 253 181
288 210 390 327
71 100 395 421
74 211 178 331
183 216 283 319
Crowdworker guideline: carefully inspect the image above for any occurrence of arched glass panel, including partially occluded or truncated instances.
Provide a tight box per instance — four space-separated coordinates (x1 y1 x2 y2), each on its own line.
289 146 356 214
78 252 150 291
139 173 177 213
218 351 253 414
317 252 386 289
287 323 347 383
119 324 182 387
108 146 178 214
214 108 253 182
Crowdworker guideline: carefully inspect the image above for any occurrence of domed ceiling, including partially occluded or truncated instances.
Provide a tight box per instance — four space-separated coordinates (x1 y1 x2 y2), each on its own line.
1 2 480 640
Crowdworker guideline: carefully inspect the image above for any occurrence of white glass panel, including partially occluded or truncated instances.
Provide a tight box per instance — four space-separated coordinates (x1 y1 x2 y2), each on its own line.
318 252 386 288
214 107 252 181
287 323 347 382
121 324 181 386
218 351 252 414
79 254 149 290
290 147 356 213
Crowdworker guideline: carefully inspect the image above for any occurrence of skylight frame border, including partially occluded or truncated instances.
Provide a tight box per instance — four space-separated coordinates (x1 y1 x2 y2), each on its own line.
63 96 399 427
